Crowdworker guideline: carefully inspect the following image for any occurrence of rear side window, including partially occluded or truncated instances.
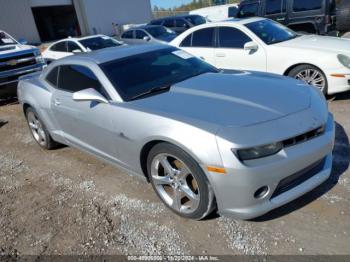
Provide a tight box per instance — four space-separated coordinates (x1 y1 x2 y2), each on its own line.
46 66 59 87
218 27 252 49
266 0 283 14
50 42 67 52
293 0 322 12
58 65 109 98
122 31 133 39
135 30 147 39
191 28 214 47
238 3 259 18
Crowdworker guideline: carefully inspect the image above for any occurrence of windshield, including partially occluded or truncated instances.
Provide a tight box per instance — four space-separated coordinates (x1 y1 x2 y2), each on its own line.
145 26 175 37
79 36 122 51
101 47 218 101
245 20 299 45
185 15 206 25
0 31 17 46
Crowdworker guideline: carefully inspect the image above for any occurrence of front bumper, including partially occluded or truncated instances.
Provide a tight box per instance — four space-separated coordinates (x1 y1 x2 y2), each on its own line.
0 63 44 87
209 113 335 220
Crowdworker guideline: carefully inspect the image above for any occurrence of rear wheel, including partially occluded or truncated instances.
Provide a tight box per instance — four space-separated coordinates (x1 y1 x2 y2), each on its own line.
25 107 58 150
147 143 215 220
288 65 328 95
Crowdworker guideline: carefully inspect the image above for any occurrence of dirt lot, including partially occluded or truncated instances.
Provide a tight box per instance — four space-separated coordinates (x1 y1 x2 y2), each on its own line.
0 93 349 256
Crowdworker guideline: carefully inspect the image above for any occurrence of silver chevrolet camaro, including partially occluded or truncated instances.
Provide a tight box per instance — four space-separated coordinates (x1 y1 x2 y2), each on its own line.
17 44 335 220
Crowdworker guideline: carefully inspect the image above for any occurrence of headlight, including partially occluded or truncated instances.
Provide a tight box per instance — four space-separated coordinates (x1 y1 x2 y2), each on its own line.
235 142 283 161
337 54 350 69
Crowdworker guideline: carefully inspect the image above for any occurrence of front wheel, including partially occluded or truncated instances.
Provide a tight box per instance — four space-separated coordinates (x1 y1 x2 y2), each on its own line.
147 143 215 220
288 65 328 95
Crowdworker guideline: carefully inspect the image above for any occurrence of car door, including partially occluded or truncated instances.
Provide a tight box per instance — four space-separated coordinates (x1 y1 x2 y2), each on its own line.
214 26 267 72
50 64 119 161
264 0 288 24
134 30 149 44
179 27 216 65
67 41 84 54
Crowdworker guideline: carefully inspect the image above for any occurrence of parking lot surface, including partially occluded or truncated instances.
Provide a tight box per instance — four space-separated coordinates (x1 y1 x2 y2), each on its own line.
0 93 349 256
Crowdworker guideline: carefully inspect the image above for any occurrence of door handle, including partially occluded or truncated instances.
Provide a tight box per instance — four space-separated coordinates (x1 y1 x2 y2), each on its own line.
216 53 226 58
54 99 61 106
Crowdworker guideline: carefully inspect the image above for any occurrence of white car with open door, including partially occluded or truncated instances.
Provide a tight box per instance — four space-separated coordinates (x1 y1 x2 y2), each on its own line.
42 35 123 63
171 17 350 95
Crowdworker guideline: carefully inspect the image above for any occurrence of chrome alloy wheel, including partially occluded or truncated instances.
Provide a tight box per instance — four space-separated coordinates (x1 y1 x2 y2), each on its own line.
295 68 326 92
151 153 200 214
27 111 47 146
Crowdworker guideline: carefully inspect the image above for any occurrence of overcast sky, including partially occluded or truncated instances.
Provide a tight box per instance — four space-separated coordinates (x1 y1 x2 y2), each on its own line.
151 0 193 9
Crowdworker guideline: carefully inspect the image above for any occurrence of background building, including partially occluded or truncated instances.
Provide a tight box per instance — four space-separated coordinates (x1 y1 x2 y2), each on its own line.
0 0 152 43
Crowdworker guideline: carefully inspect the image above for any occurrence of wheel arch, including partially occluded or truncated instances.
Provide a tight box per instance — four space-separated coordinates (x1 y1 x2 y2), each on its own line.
283 63 326 79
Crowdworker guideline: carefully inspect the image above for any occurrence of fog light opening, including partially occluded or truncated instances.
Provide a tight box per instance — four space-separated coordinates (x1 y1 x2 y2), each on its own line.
254 186 269 199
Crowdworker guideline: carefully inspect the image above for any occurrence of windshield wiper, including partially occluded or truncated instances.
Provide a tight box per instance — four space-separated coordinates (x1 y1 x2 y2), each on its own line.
129 85 171 101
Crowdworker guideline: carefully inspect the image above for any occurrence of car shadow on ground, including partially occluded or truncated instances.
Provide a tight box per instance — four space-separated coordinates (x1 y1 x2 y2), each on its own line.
252 122 349 222
0 97 18 107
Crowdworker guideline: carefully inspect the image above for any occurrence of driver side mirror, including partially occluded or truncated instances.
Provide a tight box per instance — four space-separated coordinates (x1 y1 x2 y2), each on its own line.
143 36 151 41
72 49 82 54
73 88 108 104
244 41 259 51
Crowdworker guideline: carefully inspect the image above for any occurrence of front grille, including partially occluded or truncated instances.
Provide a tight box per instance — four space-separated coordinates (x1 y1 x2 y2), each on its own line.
0 53 37 71
271 157 326 199
282 126 325 148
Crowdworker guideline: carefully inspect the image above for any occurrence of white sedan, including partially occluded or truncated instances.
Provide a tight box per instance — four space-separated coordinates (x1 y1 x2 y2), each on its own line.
171 17 350 95
42 35 123 63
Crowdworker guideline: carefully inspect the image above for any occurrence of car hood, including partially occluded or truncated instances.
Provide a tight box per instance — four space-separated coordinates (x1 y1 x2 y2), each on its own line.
130 71 311 129
0 44 38 56
276 35 350 54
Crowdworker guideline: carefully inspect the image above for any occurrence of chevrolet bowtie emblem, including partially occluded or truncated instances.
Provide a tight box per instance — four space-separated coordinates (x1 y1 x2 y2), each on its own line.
8 59 17 66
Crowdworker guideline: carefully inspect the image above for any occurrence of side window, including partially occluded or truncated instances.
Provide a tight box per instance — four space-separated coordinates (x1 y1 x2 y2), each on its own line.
163 19 174 28
180 33 193 47
218 27 252 49
191 28 215 48
135 30 147 39
50 41 67 52
293 0 322 12
67 41 82 52
266 0 283 15
46 66 59 87
228 6 238 17
238 3 259 18
58 65 109 99
122 30 134 39
175 19 188 28
150 20 162 25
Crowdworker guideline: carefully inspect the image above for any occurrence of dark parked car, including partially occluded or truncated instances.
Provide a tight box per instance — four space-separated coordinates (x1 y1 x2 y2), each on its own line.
236 0 350 35
149 15 206 34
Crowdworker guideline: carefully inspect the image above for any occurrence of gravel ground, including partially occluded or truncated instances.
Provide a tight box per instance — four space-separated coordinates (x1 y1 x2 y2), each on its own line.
0 92 349 256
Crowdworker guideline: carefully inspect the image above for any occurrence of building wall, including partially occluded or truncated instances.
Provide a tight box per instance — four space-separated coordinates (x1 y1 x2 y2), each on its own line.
0 0 41 43
75 0 152 36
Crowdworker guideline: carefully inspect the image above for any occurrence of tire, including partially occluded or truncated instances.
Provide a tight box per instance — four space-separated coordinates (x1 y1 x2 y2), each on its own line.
288 64 328 95
25 107 58 150
147 142 215 220
336 1 350 32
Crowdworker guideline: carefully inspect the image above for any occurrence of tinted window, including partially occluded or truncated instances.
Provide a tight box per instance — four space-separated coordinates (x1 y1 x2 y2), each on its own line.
58 65 108 98
122 31 133 39
145 26 175 37
135 30 147 39
228 6 238 17
50 42 67 52
79 36 122 51
246 19 298 45
100 47 218 101
180 34 192 47
293 0 322 12
175 19 188 28
46 66 59 87
185 15 206 25
150 20 162 25
238 3 259 18
218 27 252 48
266 0 283 14
192 28 214 47
67 41 82 52
163 19 174 27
